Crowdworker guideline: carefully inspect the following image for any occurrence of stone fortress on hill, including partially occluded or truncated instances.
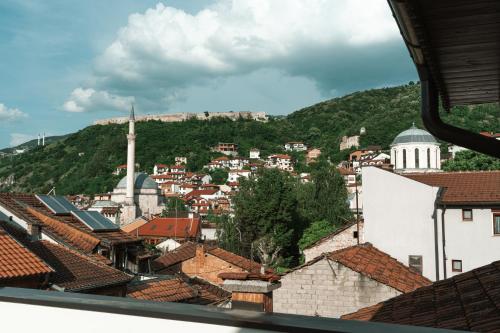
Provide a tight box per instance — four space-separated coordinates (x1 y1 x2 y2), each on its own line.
94 111 268 125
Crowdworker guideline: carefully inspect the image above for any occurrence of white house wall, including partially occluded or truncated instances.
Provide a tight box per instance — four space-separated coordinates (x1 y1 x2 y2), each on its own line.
362 166 439 280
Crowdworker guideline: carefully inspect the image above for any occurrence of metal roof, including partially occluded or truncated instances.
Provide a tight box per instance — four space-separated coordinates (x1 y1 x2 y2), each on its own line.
391 124 438 145
116 172 158 190
389 0 500 109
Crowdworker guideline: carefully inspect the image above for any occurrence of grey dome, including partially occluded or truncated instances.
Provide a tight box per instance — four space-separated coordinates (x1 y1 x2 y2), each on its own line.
391 124 437 145
116 172 158 190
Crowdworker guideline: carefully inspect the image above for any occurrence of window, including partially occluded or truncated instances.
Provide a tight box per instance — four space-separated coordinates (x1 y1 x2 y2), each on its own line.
415 148 419 168
353 231 359 239
462 209 473 221
408 255 423 274
494 213 500 235
427 148 431 168
402 149 407 168
452 260 462 272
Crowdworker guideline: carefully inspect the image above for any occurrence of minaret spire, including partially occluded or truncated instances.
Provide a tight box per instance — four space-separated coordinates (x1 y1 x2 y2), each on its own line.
125 104 136 207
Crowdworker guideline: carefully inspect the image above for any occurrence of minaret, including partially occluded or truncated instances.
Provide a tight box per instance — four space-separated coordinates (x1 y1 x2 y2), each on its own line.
125 105 136 206
37 134 40 146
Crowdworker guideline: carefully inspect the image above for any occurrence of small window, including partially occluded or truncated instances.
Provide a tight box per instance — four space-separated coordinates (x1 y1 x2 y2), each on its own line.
452 260 462 272
403 149 407 168
462 209 473 221
353 231 359 239
415 148 419 168
493 213 500 235
408 255 423 274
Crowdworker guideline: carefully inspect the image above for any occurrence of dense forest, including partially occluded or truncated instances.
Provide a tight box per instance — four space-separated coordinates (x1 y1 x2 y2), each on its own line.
0 83 498 195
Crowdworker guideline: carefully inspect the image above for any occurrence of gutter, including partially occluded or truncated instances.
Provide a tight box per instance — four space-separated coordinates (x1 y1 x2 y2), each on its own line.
440 204 447 280
432 188 444 281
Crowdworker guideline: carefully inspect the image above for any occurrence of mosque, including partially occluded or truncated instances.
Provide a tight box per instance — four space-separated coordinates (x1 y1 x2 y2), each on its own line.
390 123 441 173
110 106 164 225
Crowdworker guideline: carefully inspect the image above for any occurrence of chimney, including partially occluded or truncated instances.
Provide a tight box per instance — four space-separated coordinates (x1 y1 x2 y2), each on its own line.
219 272 281 313
27 221 42 241
195 243 205 268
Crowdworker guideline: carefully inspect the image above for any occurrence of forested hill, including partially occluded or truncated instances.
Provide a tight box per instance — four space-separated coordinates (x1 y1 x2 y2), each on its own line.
0 83 498 195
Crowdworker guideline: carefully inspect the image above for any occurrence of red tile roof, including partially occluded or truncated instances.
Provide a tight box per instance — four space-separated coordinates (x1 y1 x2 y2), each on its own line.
404 171 500 205
184 189 218 200
133 217 201 239
0 221 132 291
153 242 263 274
342 261 500 332
0 226 53 280
327 244 431 293
127 278 197 302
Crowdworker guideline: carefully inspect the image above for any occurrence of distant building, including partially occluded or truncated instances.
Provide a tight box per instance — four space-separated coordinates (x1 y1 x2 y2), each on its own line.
227 169 251 183
273 244 430 318
284 141 307 152
249 148 260 159
113 164 127 176
175 156 187 165
363 166 500 281
306 148 321 164
214 143 238 156
266 154 293 171
448 144 468 158
390 124 441 173
339 135 360 151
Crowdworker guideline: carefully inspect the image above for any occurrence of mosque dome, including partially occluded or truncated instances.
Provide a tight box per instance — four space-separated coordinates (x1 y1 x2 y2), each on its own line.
116 172 158 190
391 124 437 145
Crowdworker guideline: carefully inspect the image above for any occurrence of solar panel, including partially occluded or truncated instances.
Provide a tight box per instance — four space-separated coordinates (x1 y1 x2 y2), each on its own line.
0 210 10 222
71 210 120 232
36 194 78 215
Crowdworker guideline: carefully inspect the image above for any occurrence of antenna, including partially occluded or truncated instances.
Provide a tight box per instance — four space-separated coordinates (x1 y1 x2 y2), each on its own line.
47 187 56 195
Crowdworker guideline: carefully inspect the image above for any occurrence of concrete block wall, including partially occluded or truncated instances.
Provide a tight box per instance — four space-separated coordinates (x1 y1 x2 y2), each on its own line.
273 258 400 318
303 222 364 263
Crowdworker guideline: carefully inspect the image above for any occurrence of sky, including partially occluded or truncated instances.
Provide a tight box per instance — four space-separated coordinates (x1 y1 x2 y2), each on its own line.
0 0 417 148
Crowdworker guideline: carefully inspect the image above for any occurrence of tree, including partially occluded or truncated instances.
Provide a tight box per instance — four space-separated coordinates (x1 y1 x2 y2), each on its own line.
161 197 188 216
209 168 228 185
215 214 241 255
442 150 500 171
297 162 352 227
298 220 336 251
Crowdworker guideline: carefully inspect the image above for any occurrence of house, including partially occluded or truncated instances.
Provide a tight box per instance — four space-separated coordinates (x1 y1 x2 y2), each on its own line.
362 167 500 281
306 148 321 164
342 260 500 332
249 148 260 159
284 141 307 152
127 276 231 306
337 167 356 186
175 156 187 165
0 220 132 296
88 200 121 223
153 164 169 175
349 146 382 163
153 242 264 285
114 164 127 176
339 135 360 151
266 154 293 172
124 215 201 244
273 243 431 318
213 143 238 156
0 193 145 273
302 220 364 262
228 157 249 170
227 170 251 183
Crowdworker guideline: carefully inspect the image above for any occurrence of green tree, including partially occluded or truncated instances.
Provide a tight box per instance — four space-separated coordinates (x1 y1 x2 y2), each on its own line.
209 168 228 184
442 150 500 171
161 197 188 216
298 220 336 251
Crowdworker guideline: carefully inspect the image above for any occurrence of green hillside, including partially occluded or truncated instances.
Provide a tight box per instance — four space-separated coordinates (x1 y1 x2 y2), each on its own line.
0 83 498 195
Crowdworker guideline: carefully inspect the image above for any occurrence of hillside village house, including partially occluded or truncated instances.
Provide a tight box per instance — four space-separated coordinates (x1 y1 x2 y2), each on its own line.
249 148 260 159
306 148 321 164
363 167 500 281
339 135 360 151
284 141 307 152
227 169 251 183
175 156 187 165
273 243 430 318
213 143 238 156
266 154 293 172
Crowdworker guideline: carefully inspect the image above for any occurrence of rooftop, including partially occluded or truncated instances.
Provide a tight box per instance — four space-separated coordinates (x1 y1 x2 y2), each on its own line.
130 217 201 239
392 124 437 145
342 260 500 332
116 172 158 190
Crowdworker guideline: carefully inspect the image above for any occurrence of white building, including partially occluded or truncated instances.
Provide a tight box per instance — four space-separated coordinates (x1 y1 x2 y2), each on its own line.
284 142 307 152
266 154 293 171
227 170 251 183
249 148 260 159
363 166 500 281
390 124 441 173
339 135 360 151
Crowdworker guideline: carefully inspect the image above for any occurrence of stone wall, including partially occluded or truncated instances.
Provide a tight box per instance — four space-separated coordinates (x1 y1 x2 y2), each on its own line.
303 222 364 263
94 111 268 125
273 258 400 318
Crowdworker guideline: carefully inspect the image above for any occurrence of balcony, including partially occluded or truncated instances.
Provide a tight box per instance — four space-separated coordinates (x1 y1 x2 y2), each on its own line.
0 287 458 333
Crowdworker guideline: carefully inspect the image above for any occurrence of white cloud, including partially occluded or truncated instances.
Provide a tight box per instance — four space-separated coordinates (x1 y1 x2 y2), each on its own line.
62 87 134 113
0 103 27 122
65 0 407 111
10 133 36 146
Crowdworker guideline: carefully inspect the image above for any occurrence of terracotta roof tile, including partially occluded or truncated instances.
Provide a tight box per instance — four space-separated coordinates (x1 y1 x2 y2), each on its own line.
342 261 500 332
325 244 431 293
133 217 201 239
0 226 53 280
404 171 500 205
127 278 197 302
